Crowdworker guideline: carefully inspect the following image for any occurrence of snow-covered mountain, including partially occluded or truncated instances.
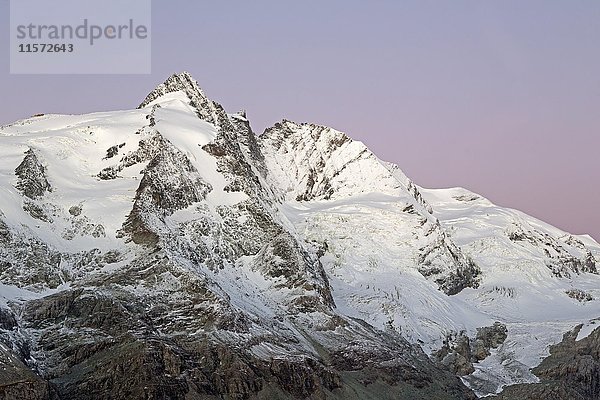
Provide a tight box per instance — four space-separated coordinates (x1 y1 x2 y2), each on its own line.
0 72 598 400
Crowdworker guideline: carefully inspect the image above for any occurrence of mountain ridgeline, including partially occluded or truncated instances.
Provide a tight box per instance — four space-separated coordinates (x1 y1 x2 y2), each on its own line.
0 72 599 400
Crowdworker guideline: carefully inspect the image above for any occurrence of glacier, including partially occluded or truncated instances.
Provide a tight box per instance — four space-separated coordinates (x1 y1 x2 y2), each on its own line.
0 72 598 400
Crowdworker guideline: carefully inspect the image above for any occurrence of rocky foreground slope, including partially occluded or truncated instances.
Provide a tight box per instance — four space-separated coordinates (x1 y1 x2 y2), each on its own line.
0 72 599 399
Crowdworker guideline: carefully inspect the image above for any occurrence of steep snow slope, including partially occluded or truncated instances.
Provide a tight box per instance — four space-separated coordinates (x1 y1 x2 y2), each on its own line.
259 120 600 396
261 120 481 297
421 187 600 394
0 72 598 399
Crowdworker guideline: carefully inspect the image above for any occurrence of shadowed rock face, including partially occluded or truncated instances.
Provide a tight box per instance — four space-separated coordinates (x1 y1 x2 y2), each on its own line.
508 225 598 277
15 149 51 199
0 257 475 400
417 227 481 295
496 325 600 400
0 336 51 400
434 322 508 375
471 322 509 361
120 132 213 246
0 218 62 290
253 231 334 312
0 309 16 331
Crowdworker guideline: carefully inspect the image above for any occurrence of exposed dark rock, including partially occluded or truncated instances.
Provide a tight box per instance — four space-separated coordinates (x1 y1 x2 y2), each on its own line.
97 128 162 180
22 289 84 327
97 166 118 180
566 288 594 302
453 194 480 202
508 225 598 277
22 201 53 223
0 223 63 290
230 112 268 177
15 149 51 199
324 326 477 400
103 143 125 160
496 324 600 400
5 269 475 400
435 322 507 376
405 180 434 214
253 232 334 311
418 231 481 295
435 332 474 375
0 345 50 400
0 308 17 330
402 204 417 214
68 206 81 217
120 133 212 246
471 322 508 361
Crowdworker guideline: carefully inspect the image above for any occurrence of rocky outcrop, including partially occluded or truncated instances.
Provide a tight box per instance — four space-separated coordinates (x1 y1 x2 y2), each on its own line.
508 224 598 277
0 218 62 290
0 309 16 331
138 72 231 132
102 142 125 160
98 127 163 180
0 251 476 400
253 231 334 311
120 132 212 246
15 149 51 200
435 331 474 375
496 324 600 400
471 322 509 361
435 322 508 375
0 345 49 400
418 227 481 295
566 288 594 302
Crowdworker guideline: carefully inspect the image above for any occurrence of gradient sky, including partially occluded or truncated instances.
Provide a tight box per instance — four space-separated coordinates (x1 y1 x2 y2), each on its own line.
1 0 599 240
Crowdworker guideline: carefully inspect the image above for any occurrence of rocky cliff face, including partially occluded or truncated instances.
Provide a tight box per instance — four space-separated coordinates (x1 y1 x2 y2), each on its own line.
15 149 52 200
496 324 600 400
260 119 481 296
0 72 599 400
434 322 508 375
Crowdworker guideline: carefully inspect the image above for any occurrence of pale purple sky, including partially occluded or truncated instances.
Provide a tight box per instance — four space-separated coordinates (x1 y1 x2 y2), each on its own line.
1 1 599 240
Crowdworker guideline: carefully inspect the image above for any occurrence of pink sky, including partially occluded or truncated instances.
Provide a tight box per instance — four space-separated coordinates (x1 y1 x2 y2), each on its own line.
1 0 598 240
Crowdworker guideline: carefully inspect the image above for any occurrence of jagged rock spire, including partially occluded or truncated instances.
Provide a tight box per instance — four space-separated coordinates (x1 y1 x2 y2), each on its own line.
138 72 225 128
138 71 201 108
15 148 51 199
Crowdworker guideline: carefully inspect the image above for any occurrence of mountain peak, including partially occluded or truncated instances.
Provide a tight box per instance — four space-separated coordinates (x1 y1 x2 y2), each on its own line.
139 72 230 129
138 71 206 109
260 120 404 202
1 75 599 400
262 119 353 151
